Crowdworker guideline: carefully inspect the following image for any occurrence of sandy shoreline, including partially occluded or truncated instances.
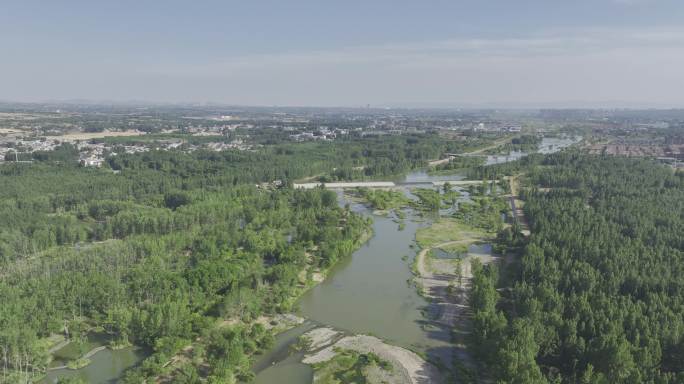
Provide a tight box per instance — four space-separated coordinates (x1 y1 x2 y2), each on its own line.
302 330 444 384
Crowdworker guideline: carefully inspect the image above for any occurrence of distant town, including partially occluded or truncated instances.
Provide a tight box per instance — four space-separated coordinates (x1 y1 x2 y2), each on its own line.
1 103 682 169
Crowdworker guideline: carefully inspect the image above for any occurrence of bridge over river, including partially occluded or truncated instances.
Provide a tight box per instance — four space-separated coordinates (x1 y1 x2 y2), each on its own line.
293 180 496 189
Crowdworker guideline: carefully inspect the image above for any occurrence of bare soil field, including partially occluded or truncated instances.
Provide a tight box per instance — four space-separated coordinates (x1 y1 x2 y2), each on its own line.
0 128 24 133
58 130 145 141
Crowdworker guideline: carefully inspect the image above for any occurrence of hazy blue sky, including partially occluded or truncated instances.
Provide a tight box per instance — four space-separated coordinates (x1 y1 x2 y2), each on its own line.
2 0 684 107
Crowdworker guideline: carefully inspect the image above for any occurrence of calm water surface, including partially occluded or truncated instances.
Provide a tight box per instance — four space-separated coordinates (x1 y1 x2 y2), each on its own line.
42 347 148 384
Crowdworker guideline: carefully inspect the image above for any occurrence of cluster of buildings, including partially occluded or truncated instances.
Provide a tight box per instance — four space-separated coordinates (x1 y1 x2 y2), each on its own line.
204 139 249 151
0 139 58 161
472 123 522 133
0 133 252 167
75 138 252 167
289 127 349 142
185 122 254 135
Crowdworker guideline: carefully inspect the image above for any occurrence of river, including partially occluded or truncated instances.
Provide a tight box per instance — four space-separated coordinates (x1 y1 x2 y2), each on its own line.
253 173 468 384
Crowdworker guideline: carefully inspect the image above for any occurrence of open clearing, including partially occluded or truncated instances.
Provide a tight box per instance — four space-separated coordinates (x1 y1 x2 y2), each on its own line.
415 218 487 248
57 130 145 141
0 128 24 133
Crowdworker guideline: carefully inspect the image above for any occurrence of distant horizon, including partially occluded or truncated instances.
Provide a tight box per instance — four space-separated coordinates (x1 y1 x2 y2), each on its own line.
2 98 684 111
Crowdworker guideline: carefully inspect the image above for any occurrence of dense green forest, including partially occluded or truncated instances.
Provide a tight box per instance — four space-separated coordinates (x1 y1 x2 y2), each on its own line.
0 132 499 383
0 153 377 382
470 154 684 383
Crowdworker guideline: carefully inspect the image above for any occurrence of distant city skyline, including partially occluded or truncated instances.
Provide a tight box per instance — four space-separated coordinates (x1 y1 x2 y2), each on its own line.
2 0 684 108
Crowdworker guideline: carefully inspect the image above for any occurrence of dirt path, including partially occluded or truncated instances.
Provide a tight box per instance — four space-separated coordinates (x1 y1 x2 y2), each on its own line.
506 175 530 236
413 236 499 378
415 239 498 328
417 241 469 328
48 338 70 354
47 345 109 371
462 135 517 156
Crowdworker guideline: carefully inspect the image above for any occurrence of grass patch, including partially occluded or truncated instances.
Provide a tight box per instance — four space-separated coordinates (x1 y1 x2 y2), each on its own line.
440 243 468 255
312 349 392 384
415 218 486 248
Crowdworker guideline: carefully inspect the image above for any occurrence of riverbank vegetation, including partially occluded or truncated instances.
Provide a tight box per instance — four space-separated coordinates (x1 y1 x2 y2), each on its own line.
453 195 509 233
470 153 684 383
350 188 410 212
412 188 443 212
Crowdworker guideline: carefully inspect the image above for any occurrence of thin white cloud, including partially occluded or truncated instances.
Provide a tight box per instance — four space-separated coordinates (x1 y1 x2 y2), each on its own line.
147 26 684 77
4 26 684 107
